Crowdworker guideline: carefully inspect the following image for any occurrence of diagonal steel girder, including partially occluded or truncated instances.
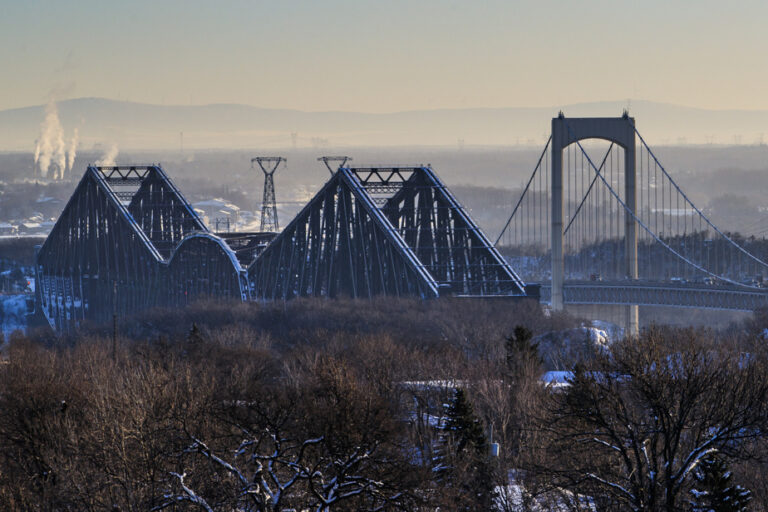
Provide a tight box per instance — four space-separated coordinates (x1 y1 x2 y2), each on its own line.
248 169 440 300
371 166 526 296
36 165 247 333
250 166 529 300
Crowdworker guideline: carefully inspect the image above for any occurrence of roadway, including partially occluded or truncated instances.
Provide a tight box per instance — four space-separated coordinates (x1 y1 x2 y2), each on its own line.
538 279 768 311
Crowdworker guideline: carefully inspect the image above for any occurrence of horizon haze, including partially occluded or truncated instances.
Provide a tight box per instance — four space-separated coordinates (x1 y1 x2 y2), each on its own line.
1 97 767 152
3 1 768 153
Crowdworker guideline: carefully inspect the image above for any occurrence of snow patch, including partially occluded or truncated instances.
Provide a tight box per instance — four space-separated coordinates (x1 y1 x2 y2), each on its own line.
534 323 618 370
0 294 28 342
590 320 623 343
540 371 573 389
495 470 596 511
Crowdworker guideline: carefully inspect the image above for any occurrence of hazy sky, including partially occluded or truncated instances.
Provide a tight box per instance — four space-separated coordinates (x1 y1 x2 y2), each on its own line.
1 0 767 113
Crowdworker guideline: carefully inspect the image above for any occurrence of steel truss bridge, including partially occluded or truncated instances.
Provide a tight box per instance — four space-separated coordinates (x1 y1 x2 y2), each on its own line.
251 166 528 300
37 164 530 333
497 113 768 332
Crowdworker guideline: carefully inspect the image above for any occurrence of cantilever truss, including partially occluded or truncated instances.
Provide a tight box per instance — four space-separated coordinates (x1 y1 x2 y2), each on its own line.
36 165 248 332
249 166 526 300
38 164 531 333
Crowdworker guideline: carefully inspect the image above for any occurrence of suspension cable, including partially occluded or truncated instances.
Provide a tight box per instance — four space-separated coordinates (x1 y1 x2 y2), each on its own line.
494 137 552 246
562 117 763 289
564 143 614 235
633 125 768 270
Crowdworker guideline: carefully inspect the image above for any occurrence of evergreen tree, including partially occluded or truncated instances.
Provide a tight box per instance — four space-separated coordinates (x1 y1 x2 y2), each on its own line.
505 325 540 382
187 323 204 345
444 388 487 455
186 323 207 356
439 388 496 510
690 455 752 512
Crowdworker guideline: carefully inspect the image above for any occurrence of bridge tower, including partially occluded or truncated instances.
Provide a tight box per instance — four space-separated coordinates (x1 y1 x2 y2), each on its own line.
551 113 639 334
252 156 285 232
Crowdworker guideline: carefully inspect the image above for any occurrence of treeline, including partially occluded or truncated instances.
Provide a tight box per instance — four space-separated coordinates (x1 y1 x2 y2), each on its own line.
0 237 44 265
3 298 768 510
500 230 768 282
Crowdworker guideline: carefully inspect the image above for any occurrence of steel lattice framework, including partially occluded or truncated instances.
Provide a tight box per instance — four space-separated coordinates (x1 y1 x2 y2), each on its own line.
249 166 527 300
36 165 248 332
37 164 532 333
252 157 284 232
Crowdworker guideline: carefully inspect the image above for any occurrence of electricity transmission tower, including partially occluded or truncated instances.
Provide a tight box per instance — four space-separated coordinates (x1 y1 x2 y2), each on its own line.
252 156 285 232
317 156 352 175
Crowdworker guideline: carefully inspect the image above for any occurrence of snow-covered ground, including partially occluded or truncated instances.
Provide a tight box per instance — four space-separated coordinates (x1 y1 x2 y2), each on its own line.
0 294 28 342
590 319 623 343
534 322 619 370
495 470 596 511
540 371 574 390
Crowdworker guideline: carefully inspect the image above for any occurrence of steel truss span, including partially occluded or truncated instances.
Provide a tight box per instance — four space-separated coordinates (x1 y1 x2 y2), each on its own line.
249 166 527 300
38 164 532 333
36 165 248 333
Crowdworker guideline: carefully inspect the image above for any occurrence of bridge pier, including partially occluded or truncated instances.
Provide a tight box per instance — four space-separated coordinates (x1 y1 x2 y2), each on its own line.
622 114 639 338
551 115 638 331
626 305 639 337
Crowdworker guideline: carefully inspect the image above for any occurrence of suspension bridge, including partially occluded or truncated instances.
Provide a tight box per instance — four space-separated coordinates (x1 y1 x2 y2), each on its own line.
496 113 768 333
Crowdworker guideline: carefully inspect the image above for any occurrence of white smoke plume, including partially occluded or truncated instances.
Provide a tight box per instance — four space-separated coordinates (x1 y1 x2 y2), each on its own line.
33 99 67 179
66 128 79 174
54 127 66 180
95 144 119 167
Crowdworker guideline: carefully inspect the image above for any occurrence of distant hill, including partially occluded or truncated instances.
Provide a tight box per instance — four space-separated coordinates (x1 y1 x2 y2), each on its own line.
1 97 767 151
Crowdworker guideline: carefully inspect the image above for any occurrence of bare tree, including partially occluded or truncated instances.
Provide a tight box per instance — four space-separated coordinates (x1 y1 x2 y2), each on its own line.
543 328 768 511
154 433 323 512
157 354 424 511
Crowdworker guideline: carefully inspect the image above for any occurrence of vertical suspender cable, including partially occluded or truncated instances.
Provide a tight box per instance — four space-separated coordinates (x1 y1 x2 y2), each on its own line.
526 174 530 248
495 137 551 247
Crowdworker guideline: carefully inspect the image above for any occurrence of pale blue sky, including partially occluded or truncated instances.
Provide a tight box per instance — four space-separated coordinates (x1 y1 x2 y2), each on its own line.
1 0 766 112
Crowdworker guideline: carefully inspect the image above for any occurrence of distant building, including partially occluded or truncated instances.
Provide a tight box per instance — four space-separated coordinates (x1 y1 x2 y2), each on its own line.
18 222 42 235
192 198 240 230
0 223 16 236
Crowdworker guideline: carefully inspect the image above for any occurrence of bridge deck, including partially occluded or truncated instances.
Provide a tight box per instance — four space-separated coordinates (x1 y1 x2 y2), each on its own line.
538 280 768 311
